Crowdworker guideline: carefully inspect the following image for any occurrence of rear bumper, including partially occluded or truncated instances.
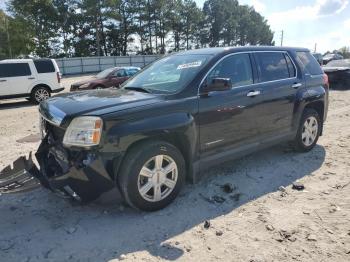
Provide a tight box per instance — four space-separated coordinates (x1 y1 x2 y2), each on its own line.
52 87 65 93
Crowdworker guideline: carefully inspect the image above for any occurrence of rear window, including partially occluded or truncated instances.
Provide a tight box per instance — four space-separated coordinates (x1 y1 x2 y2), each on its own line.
255 52 291 82
127 69 139 76
33 59 55 73
296 51 323 75
0 63 31 78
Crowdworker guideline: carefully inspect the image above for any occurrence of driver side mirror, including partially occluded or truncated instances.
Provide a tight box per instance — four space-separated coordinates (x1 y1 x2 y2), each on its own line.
201 78 232 94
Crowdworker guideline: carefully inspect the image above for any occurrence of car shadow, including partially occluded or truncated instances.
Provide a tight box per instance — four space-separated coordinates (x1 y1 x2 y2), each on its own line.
0 144 326 261
0 99 36 110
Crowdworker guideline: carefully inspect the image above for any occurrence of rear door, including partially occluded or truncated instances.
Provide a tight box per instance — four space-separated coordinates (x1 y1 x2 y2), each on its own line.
198 53 263 158
0 62 33 96
110 69 128 87
33 59 60 91
252 51 301 139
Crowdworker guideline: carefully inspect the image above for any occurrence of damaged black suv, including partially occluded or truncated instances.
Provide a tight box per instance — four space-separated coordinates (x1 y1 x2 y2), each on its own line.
1 47 329 211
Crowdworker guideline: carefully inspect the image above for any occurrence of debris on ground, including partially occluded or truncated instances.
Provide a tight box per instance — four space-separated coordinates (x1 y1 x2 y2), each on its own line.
273 230 297 242
216 230 223 236
306 234 317 241
292 182 305 191
278 186 286 192
265 224 275 231
204 220 211 229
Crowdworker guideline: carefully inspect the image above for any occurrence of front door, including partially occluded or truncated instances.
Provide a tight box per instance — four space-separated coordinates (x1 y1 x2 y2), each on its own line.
198 53 263 159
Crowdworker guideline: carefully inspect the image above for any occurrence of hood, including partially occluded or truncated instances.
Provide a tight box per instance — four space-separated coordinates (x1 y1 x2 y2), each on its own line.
39 89 162 127
322 66 350 73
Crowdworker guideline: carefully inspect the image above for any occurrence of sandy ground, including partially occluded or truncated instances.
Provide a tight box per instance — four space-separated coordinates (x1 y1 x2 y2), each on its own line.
0 76 349 262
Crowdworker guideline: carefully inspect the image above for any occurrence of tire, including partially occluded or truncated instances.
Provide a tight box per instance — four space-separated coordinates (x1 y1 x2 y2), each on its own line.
117 140 186 211
293 108 321 152
31 86 51 104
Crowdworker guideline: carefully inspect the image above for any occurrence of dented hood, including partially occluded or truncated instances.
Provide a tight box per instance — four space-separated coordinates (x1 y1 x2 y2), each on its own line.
39 88 162 127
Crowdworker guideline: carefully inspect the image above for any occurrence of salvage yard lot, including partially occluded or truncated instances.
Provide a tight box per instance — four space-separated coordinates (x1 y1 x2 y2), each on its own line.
0 75 350 262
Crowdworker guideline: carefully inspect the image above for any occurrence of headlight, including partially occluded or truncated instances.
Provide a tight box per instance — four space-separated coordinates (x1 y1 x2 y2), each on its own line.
63 116 103 147
79 83 90 89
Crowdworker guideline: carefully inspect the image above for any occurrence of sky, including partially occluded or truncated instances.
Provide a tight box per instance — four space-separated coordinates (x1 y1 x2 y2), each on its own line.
1 0 349 53
196 0 350 53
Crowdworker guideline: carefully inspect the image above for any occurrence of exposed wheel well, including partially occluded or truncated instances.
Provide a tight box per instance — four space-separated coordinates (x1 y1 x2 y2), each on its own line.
115 134 193 183
304 101 324 134
31 84 52 93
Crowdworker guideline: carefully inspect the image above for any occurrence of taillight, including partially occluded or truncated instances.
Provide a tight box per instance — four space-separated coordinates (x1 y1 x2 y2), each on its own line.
323 73 329 87
57 72 61 83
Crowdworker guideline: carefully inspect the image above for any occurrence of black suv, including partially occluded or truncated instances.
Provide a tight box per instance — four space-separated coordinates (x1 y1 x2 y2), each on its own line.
1 47 329 211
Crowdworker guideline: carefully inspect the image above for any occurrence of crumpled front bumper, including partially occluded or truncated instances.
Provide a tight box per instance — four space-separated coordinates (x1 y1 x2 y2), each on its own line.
0 136 115 203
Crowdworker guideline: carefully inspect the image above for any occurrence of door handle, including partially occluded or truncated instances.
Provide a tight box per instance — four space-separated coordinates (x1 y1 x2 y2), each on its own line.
0 79 6 82
292 83 302 89
247 90 261 97
28 77 35 80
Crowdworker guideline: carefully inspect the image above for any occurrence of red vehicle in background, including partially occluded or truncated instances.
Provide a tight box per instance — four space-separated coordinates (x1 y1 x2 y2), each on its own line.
70 66 140 91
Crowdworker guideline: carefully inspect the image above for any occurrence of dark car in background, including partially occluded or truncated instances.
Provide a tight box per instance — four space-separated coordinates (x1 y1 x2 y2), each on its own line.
1 47 329 211
323 53 343 65
323 59 350 89
70 66 140 91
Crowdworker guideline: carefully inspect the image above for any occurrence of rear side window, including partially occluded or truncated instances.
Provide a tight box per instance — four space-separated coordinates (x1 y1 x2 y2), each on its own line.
255 52 291 82
33 59 55 73
207 53 253 87
0 63 31 78
296 51 323 75
127 69 139 76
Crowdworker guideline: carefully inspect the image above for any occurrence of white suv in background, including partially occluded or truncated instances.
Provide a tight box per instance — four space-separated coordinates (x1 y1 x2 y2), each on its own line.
0 59 64 103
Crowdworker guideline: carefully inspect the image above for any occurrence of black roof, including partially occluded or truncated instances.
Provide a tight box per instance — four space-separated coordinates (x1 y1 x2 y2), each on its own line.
175 46 309 56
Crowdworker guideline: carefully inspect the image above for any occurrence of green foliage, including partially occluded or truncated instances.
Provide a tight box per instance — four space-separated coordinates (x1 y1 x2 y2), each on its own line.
2 0 275 58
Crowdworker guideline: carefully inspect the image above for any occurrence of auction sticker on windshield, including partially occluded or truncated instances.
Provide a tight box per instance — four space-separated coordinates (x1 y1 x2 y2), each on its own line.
177 61 202 70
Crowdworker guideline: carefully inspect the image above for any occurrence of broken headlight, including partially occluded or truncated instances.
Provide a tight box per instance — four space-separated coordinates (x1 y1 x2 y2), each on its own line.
63 116 103 147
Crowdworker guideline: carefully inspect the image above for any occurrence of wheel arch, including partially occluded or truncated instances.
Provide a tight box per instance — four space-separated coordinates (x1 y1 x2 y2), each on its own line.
304 100 325 135
31 83 52 93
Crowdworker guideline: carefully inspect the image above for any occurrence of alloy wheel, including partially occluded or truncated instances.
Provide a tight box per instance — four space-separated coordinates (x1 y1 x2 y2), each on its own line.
301 116 318 146
137 154 178 202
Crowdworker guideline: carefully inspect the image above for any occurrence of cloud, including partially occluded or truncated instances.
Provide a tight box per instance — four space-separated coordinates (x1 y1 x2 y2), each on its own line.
251 0 266 13
268 0 349 25
318 0 348 15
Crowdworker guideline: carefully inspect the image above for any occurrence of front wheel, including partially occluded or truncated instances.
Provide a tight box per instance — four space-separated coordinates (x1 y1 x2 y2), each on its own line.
117 141 186 211
293 108 321 152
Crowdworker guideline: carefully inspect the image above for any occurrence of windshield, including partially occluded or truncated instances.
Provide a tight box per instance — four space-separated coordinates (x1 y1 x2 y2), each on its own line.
95 68 114 79
123 54 211 93
326 59 350 67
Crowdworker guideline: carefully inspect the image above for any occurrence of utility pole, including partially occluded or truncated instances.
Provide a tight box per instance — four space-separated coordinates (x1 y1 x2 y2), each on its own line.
280 30 284 46
314 43 317 53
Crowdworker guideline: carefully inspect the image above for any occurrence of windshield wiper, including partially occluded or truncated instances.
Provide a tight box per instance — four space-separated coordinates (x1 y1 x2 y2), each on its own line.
124 86 152 93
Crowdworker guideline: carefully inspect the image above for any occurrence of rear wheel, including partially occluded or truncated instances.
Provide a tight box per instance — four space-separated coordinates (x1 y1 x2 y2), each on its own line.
293 108 321 152
117 140 186 211
31 86 51 104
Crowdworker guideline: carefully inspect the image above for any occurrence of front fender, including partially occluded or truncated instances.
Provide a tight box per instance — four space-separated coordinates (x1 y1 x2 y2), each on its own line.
101 112 197 155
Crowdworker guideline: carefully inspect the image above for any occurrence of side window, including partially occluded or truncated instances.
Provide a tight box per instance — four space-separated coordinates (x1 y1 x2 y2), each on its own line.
114 69 126 77
207 53 253 88
0 63 31 78
34 59 55 73
296 51 323 75
255 52 290 82
127 69 139 76
284 54 296 78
